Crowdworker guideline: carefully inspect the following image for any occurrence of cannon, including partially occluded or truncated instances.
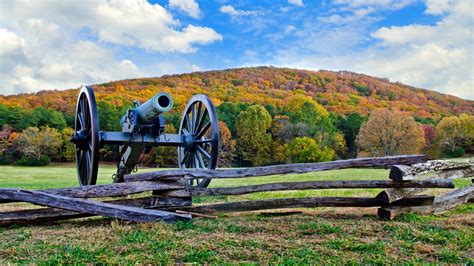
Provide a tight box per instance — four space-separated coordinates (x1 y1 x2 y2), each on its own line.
70 86 219 187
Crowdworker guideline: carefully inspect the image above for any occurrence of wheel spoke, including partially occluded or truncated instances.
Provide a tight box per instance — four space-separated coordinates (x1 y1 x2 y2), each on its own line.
180 151 189 165
195 138 213 143
80 95 85 114
78 112 85 130
194 110 208 136
85 150 91 181
196 152 206 168
196 145 211 160
185 113 192 132
185 152 192 168
191 103 197 133
77 150 83 172
193 102 203 134
181 128 190 135
196 121 211 139
84 99 91 131
194 153 200 169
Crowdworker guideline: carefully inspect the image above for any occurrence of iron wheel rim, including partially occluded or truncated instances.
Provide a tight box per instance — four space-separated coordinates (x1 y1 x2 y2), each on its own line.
178 94 219 188
74 85 99 186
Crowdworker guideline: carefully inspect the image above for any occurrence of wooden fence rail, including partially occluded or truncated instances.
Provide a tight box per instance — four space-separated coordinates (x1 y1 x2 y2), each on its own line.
0 155 472 225
125 155 427 182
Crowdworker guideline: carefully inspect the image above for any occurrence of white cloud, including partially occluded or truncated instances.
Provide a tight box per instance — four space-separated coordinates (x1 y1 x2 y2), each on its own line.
270 0 473 99
219 5 257 16
288 0 304 7
0 0 222 95
0 39 141 95
425 0 452 14
169 0 203 19
364 0 474 99
0 0 221 53
333 0 416 10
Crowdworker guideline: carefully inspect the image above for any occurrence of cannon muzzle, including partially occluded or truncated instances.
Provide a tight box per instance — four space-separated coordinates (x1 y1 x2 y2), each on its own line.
135 92 173 124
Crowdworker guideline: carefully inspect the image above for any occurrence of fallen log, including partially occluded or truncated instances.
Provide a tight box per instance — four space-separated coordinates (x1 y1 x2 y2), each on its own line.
0 196 191 226
0 180 186 204
377 167 473 205
0 189 191 223
389 160 473 181
377 186 474 220
190 179 454 197
125 155 427 182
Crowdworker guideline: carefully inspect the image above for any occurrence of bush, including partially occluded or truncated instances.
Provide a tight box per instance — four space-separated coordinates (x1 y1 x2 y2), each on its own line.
15 156 51 166
0 155 15 165
443 147 465 158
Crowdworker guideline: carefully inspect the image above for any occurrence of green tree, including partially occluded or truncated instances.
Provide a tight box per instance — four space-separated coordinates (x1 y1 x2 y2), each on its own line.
27 107 67 130
217 102 249 137
235 105 272 166
335 113 367 158
284 95 328 131
287 137 334 163
97 101 122 131
15 126 62 160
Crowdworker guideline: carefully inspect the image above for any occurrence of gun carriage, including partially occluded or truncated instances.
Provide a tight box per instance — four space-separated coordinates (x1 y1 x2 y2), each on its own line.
70 86 219 188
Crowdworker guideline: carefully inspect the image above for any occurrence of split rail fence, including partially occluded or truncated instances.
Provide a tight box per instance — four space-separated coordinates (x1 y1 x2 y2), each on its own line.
0 155 472 225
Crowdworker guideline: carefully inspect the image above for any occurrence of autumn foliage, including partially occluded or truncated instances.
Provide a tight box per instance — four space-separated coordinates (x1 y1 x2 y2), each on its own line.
0 67 473 166
356 109 426 156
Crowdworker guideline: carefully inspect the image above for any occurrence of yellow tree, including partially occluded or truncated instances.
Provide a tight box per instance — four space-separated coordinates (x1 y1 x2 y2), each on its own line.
235 105 272 166
15 126 62 160
287 136 334 163
356 109 425 156
437 113 474 153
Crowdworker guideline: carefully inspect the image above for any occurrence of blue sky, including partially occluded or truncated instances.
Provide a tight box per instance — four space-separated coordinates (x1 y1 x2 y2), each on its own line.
0 0 472 99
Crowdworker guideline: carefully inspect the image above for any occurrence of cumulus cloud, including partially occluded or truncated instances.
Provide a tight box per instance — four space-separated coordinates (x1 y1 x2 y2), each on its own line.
0 0 221 95
364 0 473 99
219 5 257 16
169 0 203 19
271 0 473 99
288 0 304 7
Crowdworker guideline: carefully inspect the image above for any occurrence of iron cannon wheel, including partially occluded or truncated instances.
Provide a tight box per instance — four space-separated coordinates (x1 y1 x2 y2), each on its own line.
72 86 100 186
178 94 219 188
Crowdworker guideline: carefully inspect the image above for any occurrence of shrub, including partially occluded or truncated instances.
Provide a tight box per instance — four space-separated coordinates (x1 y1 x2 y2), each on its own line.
443 147 465 158
15 156 51 166
0 155 15 165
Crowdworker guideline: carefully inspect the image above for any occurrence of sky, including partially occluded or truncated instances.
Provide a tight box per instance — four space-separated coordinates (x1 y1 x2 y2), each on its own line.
0 0 473 99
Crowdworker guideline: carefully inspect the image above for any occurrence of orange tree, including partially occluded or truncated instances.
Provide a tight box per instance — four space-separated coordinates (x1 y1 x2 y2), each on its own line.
356 108 425 156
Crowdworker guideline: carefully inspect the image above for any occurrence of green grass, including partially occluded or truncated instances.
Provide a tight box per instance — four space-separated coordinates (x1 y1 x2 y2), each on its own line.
0 162 473 263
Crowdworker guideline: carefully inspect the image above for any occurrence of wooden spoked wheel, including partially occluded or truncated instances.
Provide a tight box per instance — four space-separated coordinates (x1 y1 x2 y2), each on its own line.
178 94 219 188
71 86 100 186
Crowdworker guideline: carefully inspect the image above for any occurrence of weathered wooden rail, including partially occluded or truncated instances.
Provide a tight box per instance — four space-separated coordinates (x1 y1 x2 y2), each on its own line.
0 155 472 225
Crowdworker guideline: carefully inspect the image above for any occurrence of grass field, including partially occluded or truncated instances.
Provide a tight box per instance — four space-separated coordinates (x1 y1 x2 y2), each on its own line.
0 163 473 263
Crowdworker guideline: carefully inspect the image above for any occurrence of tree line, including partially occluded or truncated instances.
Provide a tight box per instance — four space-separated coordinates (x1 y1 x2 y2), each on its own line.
1 94 472 167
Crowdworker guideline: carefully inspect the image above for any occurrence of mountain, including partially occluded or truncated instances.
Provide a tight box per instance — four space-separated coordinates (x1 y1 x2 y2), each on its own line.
1 67 472 119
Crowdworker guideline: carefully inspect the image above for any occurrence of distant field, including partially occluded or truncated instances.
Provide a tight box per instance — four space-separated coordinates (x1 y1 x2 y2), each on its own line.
0 162 473 263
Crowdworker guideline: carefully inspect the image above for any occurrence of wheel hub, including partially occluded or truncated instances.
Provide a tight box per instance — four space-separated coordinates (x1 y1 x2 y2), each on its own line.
71 129 89 150
183 133 196 152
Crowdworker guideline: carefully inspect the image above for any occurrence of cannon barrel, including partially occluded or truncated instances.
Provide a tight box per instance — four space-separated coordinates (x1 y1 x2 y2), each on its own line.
134 92 173 124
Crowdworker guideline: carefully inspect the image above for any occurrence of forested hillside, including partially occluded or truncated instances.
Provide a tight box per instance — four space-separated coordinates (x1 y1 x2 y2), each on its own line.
1 67 473 167
1 67 472 118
